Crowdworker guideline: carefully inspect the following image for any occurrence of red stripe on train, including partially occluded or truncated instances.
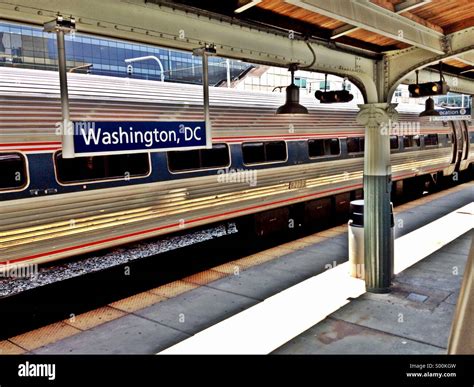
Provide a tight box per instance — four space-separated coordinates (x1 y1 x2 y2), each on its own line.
0 142 61 146
0 183 362 265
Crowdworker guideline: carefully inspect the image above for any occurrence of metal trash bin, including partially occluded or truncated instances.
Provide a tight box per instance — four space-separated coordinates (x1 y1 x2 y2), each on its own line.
348 200 394 279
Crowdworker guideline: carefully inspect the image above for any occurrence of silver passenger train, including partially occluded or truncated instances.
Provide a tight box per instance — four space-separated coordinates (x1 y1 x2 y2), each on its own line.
0 68 473 271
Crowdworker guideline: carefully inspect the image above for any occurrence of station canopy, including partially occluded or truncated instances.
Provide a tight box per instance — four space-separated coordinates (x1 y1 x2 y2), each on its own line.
160 0 474 80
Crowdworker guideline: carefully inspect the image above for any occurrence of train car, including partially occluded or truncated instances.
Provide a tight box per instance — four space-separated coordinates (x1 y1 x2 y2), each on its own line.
0 67 472 271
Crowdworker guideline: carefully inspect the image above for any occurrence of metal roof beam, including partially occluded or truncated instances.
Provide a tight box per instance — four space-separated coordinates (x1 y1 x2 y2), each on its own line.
331 24 360 39
386 28 474 98
394 0 431 14
287 0 445 54
331 0 435 40
0 0 380 101
235 0 262 14
456 52 474 66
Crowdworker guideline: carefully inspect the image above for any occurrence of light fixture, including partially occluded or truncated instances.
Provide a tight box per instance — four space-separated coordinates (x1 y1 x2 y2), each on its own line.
419 97 440 117
408 64 449 98
315 74 354 103
276 63 308 114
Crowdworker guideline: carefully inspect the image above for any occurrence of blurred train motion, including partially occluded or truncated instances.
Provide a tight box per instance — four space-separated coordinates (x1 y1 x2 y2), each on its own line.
0 68 472 271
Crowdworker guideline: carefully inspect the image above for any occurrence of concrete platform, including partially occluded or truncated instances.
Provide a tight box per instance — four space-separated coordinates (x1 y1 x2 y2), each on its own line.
274 229 473 354
2 181 472 355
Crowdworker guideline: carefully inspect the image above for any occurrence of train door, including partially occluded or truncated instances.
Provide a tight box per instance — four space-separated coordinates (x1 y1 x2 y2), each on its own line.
452 121 465 171
460 121 470 170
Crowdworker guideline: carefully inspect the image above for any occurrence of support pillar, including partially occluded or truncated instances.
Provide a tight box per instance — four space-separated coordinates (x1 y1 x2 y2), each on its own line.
192 44 216 149
356 103 398 293
44 16 76 159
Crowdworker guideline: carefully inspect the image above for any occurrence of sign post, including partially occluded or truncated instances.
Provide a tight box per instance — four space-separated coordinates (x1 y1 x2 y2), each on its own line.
44 16 76 159
44 18 216 158
193 44 216 149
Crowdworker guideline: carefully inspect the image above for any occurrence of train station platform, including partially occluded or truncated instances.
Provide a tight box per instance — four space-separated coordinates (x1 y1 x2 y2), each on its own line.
274 229 473 354
1 182 472 355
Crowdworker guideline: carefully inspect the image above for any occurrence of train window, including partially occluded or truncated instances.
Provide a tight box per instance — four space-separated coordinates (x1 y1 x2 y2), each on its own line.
263 141 286 162
201 144 230 168
402 135 421 148
242 141 287 164
308 138 340 158
242 142 265 164
168 149 200 171
168 143 230 172
390 136 399 150
347 137 364 154
0 153 28 191
55 152 150 183
423 134 439 146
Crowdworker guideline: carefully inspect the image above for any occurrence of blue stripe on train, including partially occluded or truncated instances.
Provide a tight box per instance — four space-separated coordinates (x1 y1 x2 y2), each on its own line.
0 136 452 202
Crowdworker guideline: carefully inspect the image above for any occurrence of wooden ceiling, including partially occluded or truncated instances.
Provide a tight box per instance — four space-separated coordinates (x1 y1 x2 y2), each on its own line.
257 0 346 30
163 0 474 79
387 0 474 33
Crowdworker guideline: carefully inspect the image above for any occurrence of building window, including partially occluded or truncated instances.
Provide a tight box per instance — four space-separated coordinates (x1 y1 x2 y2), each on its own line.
168 143 230 172
319 81 330 90
242 141 287 164
390 135 399 150
423 134 439 147
55 152 150 183
308 138 340 158
294 77 307 89
403 135 421 148
0 152 28 191
347 137 364 154
0 21 254 85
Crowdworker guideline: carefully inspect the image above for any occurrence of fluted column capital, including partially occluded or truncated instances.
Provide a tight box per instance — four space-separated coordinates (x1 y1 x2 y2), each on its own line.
356 103 399 128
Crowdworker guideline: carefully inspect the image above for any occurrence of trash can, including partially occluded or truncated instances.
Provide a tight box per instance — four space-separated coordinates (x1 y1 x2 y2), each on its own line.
348 200 394 279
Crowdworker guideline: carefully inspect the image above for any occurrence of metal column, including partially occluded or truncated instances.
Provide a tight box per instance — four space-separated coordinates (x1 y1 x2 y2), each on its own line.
193 44 216 149
356 103 398 292
44 16 76 159
56 29 74 158
226 59 231 88
202 52 211 148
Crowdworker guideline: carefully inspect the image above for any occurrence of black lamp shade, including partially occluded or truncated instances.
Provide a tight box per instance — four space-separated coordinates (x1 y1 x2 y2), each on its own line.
276 83 308 114
419 97 440 117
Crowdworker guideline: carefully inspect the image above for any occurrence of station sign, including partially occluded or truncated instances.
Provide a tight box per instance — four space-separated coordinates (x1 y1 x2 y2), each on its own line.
430 107 471 121
72 121 208 156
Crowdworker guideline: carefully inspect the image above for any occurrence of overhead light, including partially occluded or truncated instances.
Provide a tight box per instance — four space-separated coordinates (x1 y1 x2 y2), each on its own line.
409 81 448 97
419 97 440 117
315 74 354 103
276 64 308 114
235 0 262 13
408 65 450 98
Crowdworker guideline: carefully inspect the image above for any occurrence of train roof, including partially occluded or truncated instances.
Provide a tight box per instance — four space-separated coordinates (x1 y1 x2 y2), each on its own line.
0 67 428 113
0 67 451 146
